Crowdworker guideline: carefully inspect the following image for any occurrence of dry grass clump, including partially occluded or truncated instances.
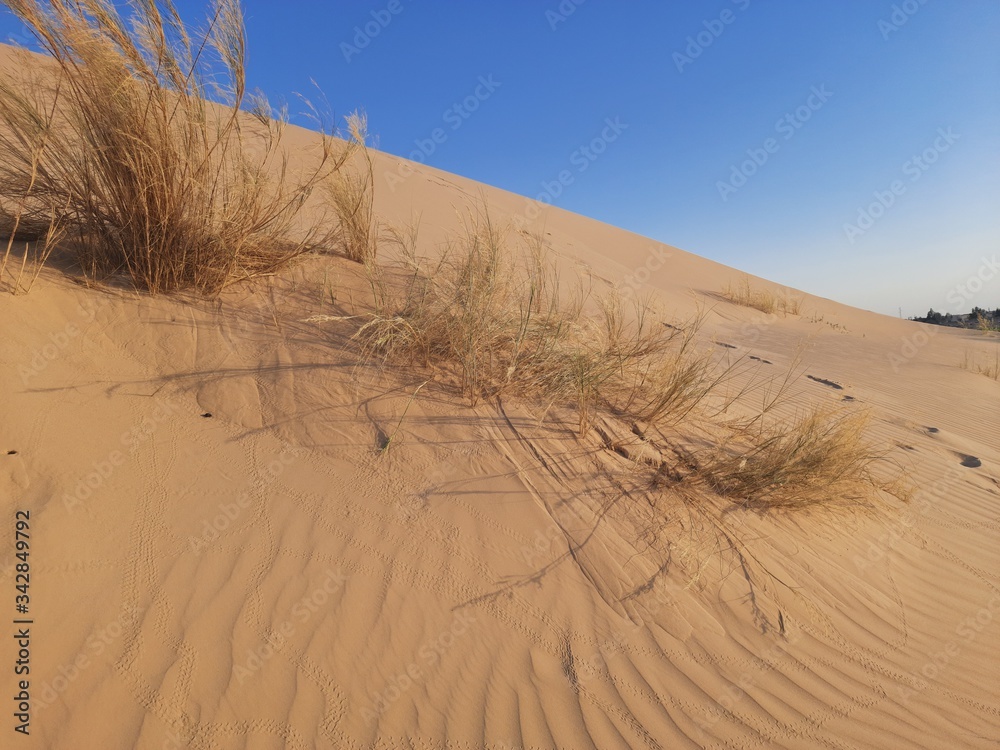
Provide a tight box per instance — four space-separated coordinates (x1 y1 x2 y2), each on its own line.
349 209 901 511
1 205 65 293
0 0 342 294
353 210 727 435
327 112 377 264
960 350 1000 381
341 209 902 510
723 277 801 315
696 408 893 509
976 312 1000 333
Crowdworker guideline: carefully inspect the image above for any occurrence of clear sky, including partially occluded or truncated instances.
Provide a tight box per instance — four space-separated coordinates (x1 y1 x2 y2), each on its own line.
3 1 998 318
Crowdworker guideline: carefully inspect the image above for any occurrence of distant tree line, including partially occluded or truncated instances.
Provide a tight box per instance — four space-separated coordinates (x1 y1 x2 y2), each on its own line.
912 306 1000 330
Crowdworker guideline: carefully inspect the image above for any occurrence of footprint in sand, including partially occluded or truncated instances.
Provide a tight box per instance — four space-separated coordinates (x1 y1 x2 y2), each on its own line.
807 375 843 390
925 426 939 434
958 454 982 468
842 395 856 402
6 450 16 455
749 355 773 365
716 342 737 349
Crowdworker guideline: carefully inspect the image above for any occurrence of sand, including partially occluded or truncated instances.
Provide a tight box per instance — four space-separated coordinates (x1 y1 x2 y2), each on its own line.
1 44 999 750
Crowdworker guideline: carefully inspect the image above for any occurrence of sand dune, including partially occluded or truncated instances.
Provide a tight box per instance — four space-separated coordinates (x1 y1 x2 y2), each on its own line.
1 42 999 750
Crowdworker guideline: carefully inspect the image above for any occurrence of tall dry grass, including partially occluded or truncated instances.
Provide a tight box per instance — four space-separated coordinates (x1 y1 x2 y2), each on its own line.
976 312 1000 333
1 204 65 293
960 349 1000 381
348 207 901 510
723 276 801 316
0 0 344 294
353 209 729 435
0 5 900 515
696 408 896 509
327 112 377 264
327 203 903 509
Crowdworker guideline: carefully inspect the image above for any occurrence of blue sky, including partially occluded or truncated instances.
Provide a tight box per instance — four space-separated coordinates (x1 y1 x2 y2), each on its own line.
3 1 998 317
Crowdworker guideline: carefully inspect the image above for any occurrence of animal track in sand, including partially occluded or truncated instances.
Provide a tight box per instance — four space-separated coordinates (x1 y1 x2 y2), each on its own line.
958 454 982 468
749 355 773 364
806 375 843 390
716 342 737 350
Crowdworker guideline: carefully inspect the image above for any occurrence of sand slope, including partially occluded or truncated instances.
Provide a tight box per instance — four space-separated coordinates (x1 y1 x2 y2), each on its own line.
1 47 999 750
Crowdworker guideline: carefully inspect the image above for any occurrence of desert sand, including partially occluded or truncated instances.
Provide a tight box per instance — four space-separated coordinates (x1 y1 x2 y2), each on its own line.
1 42 999 750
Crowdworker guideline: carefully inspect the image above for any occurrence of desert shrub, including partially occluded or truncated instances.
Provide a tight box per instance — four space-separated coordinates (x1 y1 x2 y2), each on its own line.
696 408 893 509
353 210 726 434
960 350 1000 380
345 209 904 509
723 276 801 315
355 212 583 407
975 312 1000 333
0 0 343 294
